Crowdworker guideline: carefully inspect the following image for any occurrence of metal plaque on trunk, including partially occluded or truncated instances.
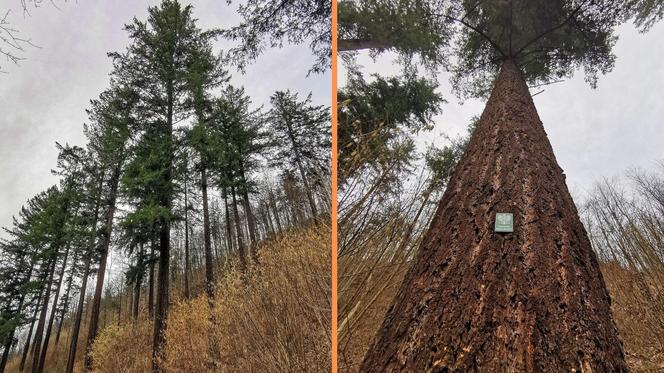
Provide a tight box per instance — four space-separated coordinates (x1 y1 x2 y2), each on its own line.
495 213 513 233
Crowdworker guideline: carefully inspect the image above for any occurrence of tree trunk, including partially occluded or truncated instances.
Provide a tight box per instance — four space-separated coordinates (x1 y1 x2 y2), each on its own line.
55 251 77 346
239 161 258 252
183 169 191 300
152 86 174 373
148 241 155 318
222 186 234 253
269 189 283 233
37 244 71 373
201 167 216 299
30 257 57 373
0 264 34 372
360 59 627 372
65 252 92 373
133 243 144 320
66 178 102 373
285 122 318 219
231 185 248 270
85 163 121 370
19 284 45 372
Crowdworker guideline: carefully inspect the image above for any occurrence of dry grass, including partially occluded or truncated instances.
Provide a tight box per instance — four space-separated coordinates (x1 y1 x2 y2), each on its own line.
89 225 330 373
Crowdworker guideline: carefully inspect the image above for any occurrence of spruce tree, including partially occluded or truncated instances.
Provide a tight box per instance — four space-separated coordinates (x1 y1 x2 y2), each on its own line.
106 1 220 369
360 1 631 371
268 90 331 220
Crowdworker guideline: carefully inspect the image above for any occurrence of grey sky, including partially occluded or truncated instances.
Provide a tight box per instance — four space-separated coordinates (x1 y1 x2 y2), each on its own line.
0 0 330 235
340 22 664 201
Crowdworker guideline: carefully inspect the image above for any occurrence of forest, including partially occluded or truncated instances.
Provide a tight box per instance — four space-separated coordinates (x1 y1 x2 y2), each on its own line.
0 1 331 372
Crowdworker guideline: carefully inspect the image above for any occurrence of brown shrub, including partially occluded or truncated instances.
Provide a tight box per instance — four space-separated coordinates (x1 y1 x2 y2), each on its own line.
89 225 330 373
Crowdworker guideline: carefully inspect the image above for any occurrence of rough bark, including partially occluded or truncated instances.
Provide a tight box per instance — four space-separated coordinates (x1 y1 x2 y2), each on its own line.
360 59 627 372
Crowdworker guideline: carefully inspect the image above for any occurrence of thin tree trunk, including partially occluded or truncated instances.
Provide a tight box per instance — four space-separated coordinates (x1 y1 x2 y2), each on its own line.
239 162 258 252
55 251 77 346
65 176 102 373
201 167 215 299
285 122 318 219
183 169 191 300
85 163 121 370
152 85 174 373
65 252 92 373
360 59 627 372
30 257 57 373
231 185 247 270
269 189 283 233
0 265 34 372
37 243 72 373
223 186 234 253
148 241 155 318
19 285 45 372
133 244 144 320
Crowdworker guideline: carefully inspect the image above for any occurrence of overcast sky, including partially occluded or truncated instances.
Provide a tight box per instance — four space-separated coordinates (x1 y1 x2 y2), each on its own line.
0 0 330 235
340 22 664 202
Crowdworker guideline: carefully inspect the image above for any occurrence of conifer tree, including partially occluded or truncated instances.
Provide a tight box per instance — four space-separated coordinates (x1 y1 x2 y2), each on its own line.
360 1 631 371
268 90 331 220
107 1 221 369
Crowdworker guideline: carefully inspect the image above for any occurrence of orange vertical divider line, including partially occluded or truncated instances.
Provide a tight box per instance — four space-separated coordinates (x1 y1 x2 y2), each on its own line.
330 0 338 371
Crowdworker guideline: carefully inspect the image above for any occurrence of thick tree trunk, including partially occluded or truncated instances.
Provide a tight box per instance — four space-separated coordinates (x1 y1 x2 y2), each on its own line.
361 59 627 372
85 163 121 370
231 185 248 270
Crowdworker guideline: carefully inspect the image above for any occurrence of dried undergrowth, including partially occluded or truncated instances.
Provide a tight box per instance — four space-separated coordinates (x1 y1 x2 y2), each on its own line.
90 225 330 372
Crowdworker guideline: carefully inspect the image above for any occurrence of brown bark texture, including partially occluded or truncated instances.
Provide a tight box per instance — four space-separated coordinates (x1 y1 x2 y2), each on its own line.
360 60 627 372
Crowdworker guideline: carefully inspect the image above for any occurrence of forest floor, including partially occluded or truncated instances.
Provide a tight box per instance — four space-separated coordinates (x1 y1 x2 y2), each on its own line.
5 224 331 373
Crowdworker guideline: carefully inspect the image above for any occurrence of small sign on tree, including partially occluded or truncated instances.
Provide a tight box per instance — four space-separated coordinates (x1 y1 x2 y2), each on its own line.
495 213 513 233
